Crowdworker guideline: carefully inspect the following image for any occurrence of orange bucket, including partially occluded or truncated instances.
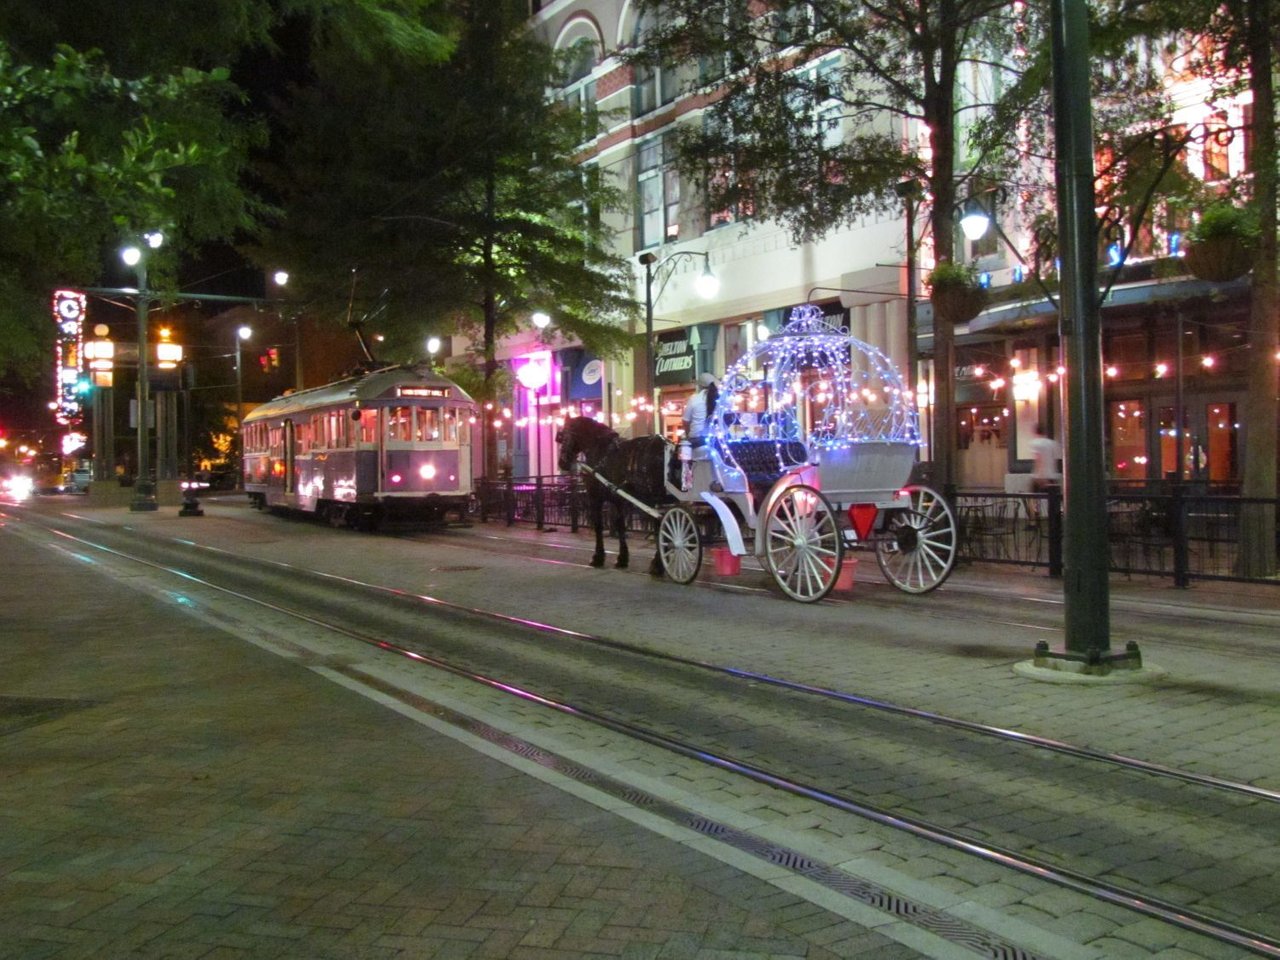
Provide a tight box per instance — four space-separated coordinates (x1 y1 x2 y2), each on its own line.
711 546 741 576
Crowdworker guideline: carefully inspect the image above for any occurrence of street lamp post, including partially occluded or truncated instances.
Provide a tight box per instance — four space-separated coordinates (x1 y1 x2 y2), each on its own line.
234 325 252 484
121 231 164 511
637 251 719 432
895 180 923 397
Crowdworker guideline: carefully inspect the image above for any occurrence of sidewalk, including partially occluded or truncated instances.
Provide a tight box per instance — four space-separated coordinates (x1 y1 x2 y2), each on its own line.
3 500 1276 960
0 518 917 960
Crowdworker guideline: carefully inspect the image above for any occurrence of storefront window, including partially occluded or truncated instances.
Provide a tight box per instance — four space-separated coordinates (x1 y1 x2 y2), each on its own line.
1107 399 1148 481
957 404 1008 450
1205 401 1238 484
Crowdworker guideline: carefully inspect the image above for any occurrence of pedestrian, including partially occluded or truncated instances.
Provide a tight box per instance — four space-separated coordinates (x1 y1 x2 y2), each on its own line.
1029 423 1062 492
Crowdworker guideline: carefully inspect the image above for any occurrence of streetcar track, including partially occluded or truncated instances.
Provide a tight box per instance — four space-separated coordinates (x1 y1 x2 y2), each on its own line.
447 524 1280 650
34 508 1280 806
9 512 1280 958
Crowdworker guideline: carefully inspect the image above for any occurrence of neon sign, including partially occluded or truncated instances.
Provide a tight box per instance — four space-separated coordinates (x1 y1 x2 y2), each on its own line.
52 290 87 426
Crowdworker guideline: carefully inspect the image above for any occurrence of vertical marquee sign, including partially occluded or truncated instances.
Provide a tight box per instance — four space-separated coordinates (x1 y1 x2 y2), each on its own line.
52 290 87 426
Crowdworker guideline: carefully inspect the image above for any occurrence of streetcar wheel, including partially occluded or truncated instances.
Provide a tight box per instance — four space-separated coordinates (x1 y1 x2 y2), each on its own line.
658 505 702 584
764 484 841 603
875 484 957 594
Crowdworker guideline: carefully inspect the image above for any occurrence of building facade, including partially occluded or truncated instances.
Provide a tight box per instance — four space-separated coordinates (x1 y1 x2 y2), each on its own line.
515 0 1258 493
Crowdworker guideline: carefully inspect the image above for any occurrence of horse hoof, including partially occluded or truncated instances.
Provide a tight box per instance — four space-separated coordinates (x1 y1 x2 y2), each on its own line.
590 557 605 568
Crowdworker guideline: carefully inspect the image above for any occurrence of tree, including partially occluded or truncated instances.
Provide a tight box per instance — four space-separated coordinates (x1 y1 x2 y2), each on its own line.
0 43 261 384
1173 0 1277 577
260 0 640 477
1072 0 1278 576
0 0 451 390
630 0 1040 493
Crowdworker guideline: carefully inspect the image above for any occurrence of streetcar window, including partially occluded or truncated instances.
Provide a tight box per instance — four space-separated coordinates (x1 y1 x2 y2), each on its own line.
360 412 378 445
443 408 458 443
388 406 412 442
416 407 440 442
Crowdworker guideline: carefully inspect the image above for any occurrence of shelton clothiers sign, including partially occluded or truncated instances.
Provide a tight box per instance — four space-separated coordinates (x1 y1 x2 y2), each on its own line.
655 330 696 387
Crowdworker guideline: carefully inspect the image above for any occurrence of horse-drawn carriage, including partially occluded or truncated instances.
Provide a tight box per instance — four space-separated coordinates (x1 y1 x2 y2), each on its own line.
556 305 957 602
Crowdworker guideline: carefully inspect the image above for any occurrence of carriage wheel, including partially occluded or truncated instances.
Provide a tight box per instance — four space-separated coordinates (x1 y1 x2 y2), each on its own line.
658 505 702 584
764 484 841 603
875 485 957 594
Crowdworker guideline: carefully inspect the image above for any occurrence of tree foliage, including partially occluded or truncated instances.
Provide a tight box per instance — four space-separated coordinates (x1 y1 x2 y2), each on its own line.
629 0 1035 488
258 0 640 392
0 43 261 383
0 0 452 393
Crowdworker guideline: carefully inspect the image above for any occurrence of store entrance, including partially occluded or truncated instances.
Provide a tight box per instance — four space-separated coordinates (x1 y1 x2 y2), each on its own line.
1157 398 1240 488
1107 394 1240 489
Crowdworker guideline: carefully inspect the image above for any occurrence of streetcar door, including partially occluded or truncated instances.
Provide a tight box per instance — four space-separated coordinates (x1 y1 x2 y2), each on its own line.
284 419 296 494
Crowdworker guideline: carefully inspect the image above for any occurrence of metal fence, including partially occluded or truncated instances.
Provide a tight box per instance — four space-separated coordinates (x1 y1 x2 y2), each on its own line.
475 476 1280 587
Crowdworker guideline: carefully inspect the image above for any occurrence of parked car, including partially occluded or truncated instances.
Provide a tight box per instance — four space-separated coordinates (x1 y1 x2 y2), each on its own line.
63 468 92 493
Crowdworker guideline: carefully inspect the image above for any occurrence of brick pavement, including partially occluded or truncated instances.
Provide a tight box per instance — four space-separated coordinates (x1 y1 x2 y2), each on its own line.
0 519 920 960
3 498 1278 960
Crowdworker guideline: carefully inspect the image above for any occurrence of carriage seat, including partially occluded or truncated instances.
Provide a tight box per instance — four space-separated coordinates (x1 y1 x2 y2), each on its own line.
714 439 811 505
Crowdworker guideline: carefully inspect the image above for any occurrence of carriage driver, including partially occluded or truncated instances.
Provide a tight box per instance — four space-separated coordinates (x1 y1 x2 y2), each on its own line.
683 372 719 457
669 371 720 489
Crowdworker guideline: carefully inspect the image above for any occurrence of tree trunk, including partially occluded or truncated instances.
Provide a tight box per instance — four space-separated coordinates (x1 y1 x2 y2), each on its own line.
1238 0 1278 577
482 169 500 481
924 1 960 498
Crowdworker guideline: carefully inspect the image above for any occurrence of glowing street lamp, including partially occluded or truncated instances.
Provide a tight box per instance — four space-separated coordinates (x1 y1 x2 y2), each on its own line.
234 325 252 480
637 250 719 430
120 230 164 511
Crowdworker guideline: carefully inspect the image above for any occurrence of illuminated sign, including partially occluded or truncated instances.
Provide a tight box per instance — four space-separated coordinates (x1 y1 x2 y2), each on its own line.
399 386 450 398
52 290 87 425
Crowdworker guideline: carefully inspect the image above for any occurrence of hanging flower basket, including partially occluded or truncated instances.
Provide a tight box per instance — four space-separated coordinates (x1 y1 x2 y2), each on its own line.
1182 237 1253 283
931 284 988 325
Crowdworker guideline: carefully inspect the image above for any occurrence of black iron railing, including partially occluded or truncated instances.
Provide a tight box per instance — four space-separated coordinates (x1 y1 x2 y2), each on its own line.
474 476 1280 586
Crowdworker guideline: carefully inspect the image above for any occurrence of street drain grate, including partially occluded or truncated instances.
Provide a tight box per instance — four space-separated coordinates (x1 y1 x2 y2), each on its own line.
427 565 482 573
342 665 1048 960
0 696 96 737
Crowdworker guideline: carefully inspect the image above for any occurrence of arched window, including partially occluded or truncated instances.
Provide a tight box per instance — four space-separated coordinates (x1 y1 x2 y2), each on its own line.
632 10 679 117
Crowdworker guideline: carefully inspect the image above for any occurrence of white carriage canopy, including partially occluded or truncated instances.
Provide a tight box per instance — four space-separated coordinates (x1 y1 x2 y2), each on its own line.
713 303 921 453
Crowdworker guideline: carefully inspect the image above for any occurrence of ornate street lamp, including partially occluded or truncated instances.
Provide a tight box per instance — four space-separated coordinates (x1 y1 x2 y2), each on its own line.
120 230 164 511
637 250 719 431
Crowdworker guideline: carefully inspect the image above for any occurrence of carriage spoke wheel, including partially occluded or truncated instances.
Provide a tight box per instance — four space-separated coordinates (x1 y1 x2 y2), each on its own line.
875 484 957 594
765 484 841 603
658 505 702 584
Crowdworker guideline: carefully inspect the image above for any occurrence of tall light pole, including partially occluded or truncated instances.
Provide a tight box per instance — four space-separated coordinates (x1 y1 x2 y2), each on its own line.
270 270 303 392
234 324 252 483
895 179 923 398
121 231 164 511
637 251 719 431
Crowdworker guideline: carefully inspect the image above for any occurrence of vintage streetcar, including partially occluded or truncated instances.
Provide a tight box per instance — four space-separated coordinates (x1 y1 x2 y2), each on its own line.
242 364 476 530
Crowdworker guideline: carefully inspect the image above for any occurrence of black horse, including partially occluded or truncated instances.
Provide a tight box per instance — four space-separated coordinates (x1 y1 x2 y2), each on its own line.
556 416 670 573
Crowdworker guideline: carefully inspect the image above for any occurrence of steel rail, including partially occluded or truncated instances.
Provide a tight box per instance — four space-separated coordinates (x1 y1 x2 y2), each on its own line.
177 529 1280 806
17 517 1280 957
